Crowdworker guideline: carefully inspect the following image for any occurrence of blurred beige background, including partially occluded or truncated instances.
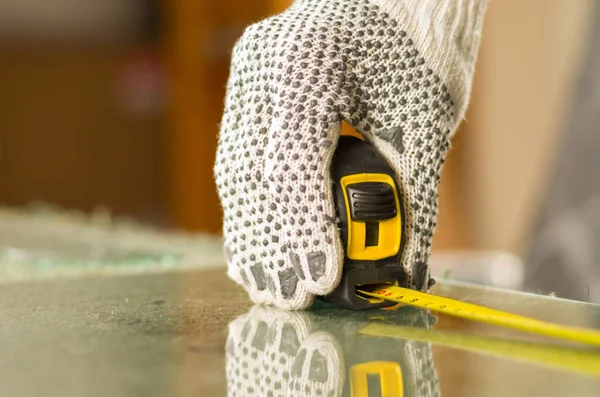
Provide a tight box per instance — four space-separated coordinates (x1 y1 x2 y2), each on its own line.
0 0 595 260
464 0 595 254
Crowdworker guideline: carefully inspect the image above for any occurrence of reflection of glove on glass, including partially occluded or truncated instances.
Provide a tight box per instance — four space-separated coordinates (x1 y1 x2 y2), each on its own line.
226 306 344 396
215 0 488 309
225 305 440 396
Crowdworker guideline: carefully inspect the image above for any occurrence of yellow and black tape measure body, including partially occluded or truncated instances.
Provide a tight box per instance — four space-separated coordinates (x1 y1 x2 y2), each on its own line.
322 136 600 348
321 136 407 309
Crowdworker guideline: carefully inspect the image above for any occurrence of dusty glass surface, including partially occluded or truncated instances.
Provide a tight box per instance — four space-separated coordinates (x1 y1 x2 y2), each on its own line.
1 269 599 397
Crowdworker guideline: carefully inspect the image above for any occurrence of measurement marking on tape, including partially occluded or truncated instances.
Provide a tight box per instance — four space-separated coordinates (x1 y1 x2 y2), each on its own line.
356 285 600 348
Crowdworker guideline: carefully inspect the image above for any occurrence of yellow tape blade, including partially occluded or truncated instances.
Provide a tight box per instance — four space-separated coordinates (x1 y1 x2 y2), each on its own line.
356 285 600 348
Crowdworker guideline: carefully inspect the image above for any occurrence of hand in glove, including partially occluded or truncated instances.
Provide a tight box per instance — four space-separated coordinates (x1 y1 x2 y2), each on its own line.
215 0 487 309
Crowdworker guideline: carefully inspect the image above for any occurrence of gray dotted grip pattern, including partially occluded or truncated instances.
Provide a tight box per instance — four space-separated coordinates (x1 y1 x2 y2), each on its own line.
215 0 457 309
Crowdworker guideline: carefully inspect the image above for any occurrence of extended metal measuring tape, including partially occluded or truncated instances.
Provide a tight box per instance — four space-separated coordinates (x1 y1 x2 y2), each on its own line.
321 136 600 348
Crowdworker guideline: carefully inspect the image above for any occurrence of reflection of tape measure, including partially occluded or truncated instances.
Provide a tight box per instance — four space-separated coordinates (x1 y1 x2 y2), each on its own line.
350 361 403 397
357 284 600 348
360 321 600 379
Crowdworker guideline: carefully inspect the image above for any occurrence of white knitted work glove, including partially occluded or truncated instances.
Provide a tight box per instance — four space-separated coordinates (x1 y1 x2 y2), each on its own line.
215 0 487 309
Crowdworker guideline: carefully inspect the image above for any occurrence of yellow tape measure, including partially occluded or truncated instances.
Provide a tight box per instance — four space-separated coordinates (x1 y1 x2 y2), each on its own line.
356 284 600 348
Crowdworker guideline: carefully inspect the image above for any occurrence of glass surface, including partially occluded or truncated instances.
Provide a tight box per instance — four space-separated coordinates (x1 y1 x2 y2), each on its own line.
1 268 599 397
